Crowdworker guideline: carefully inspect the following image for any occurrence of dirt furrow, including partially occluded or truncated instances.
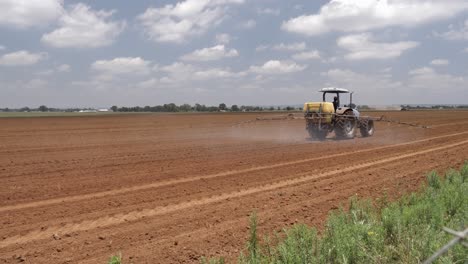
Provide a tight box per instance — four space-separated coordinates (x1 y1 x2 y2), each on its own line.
2 130 467 213
2 138 466 249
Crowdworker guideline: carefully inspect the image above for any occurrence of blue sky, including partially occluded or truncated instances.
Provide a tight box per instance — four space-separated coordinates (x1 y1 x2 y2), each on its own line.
0 0 467 108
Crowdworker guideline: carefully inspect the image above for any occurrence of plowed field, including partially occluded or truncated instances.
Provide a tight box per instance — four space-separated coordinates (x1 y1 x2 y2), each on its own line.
1 111 467 263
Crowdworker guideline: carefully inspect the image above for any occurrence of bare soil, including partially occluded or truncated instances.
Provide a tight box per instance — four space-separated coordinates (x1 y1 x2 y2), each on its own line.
1 111 467 263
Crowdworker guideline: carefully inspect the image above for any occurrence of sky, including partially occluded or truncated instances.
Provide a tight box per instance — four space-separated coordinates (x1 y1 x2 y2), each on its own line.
0 0 467 108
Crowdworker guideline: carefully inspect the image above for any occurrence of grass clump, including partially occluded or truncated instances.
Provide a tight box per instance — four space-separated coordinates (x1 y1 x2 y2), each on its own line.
108 253 122 264
209 163 468 264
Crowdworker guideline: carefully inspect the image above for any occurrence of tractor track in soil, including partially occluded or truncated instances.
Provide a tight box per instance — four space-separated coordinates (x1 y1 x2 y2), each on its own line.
1 137 467 249
1 111 467 263
1 130 467 213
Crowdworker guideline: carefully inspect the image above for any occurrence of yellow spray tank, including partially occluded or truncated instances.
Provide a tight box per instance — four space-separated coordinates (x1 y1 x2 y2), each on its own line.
303 102 334 123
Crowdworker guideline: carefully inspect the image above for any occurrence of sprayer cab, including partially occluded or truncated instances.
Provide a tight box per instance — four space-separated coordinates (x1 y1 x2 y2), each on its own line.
319 87 354 112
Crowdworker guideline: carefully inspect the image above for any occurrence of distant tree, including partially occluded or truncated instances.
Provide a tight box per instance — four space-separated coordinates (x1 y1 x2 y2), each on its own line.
38 105 48 112
208 106 219 112
164 103 178 112
269 107 275 111
219 103 227 111
286 106 293 111
20 107 30 112
179 104 192 112
277 106 281 111
231 105 239 112
110 105 118 112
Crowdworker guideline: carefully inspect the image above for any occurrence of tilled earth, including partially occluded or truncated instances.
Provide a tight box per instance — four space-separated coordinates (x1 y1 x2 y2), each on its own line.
1 111 467 263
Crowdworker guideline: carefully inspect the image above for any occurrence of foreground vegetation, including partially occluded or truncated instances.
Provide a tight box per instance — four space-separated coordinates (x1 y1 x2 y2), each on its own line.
205 164 467 264
109 164 467 264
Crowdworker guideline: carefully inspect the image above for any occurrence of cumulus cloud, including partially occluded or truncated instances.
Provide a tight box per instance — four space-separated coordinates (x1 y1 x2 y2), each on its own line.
464 47 468 53
430 59 449 66
337 33 419 60
249 60 306 74
137 78 159 89
35 64 71 76
409 67 435 75
41 3 125 48
57 64 71 72
192 68 245 80
215 33 231 44
319 67 466 104
0 0 63 28
292 50 321 61
158 62 244 83
321 68 404 103
257 8 280 16
0 50 47 66
407 67 467 95
181 45 239 61
272 42 306 52
138 0 244 43
435 19 468 40
91 57 152 75
160 62 196 83
255 45 269 52
0 45 5 51
240 19 256 29
282 0 468 36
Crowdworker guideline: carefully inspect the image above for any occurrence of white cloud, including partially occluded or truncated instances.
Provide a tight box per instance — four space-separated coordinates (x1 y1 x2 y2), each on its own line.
137 78 159 89
0 50 47 66
319 67 466 104
255 45 269 52
0 0 63 28
215 33 231 44
435 19 468 40
24 79 48 90
408 67 467 95
272 42 306 52
257 8 280 16
292 50 321 61
138 0 244 43
409 67 434 75
41 3 125 48
35 64 71 76
337 33 419 60
193 68 245 80
430 59 449 66
158 62 244 83
160 62 196 83
240 19 256 29
464 47 468 53
57 64 71 72
321 68 403 104
181 45 238 61
249 60 306 74
0 45 5 51
91 57 152 75
282 0 468 36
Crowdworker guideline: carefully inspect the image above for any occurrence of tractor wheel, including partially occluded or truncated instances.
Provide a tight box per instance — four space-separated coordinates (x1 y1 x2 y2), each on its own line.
360 119 374 137
335 110 356 139
307 123 328 141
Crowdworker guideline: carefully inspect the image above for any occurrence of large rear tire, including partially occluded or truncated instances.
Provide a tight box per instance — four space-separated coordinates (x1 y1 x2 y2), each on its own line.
335 110 357 139
360 119 374 137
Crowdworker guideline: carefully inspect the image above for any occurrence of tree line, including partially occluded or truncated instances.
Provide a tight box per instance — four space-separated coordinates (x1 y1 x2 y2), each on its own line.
0 104 302 113
110 103 301 112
